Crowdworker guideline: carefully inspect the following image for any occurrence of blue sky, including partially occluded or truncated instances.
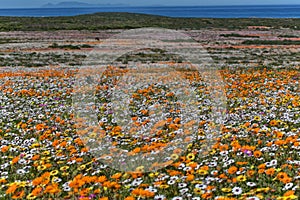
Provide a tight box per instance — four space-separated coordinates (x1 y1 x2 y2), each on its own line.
0 0 300 8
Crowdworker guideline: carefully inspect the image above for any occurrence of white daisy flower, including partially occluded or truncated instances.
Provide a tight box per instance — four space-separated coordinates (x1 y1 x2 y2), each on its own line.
180 188 189 194
154 195 166 200
246 197 260 200
16 169 26 175
172 197 183 200
167 180 176 185
232 187 242 195
283 183 294 190
178 183 187 188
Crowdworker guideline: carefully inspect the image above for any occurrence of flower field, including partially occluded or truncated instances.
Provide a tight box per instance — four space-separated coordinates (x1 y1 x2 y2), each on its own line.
0 65 299 200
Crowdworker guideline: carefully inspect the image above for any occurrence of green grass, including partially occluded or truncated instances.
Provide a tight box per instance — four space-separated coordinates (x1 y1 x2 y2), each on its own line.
0 12 300 31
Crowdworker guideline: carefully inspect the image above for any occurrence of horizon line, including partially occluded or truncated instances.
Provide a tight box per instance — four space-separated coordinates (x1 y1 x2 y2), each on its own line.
1 4 300 9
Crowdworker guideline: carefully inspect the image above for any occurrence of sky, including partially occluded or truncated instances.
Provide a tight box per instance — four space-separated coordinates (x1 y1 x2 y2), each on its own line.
0 0 300 8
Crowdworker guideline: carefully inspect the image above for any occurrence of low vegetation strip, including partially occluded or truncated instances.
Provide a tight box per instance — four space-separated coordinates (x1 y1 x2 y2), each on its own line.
0 12 300 31
242 39 300 45
220 33 260 38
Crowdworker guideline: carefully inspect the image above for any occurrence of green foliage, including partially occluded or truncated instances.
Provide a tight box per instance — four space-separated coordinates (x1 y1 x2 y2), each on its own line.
242 39 300 45
278 34 299 38
49 43 92 49
0 13 299 31
220 33 260 38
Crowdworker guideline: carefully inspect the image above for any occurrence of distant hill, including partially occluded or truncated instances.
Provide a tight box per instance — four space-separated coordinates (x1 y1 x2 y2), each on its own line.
42 1 128 8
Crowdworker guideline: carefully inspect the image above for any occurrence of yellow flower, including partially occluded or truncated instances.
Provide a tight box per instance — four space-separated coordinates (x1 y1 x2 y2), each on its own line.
125 184 131 189
191 180 203 184
60 166 69 171
122 173 130 179
50 170 59 176
254 116 261 121
136 166 145 173
86 167 92 171
42 151 50 156
149 172 159 178
197 169 208 175
256 194 264 199
284 195 298 200
194 188 203 195
159 185 169 189
26 193 37 200
221 188 231 192
255 187 270 193
37 165 46 171
236 175 247 182
62 172 69 176
276 168 282 172
171 154 179 160
210 149 216 155
79 165 86 170
31 143 40 148
186 153 195 160
17 181 27 187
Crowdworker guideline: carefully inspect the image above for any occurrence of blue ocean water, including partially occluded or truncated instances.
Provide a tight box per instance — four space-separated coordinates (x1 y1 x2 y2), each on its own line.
0 5 300 18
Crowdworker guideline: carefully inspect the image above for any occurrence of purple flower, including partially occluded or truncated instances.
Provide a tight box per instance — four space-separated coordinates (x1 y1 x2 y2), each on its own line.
242 149 252 156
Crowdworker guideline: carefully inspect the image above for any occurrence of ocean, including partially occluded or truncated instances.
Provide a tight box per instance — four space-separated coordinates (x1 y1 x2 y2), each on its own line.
0 5 300 18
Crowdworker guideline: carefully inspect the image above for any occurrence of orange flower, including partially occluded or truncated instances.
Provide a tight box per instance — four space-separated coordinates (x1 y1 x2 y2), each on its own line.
32 155 40 162
125 197 136 200
32 177 43 186
98 197 109 200
11 156 19 165
1 145 9 153
35 124 45 131
253 150 262 158
219 144 229 151
131 188 154 198
227 166 238 175
258 169 265 174
111 173 122 179
97 176 107 183
201 192 213 199
6 183 18 194
186 174 195 181
167 170 182 176
31 187 43 196
258 163 266 169
269 120 278 126
283 190 295 196
12 190 24 199
265 168 275 176
277 172 290 183
246 170 255 177
219 173 228 179
200 165 209 171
